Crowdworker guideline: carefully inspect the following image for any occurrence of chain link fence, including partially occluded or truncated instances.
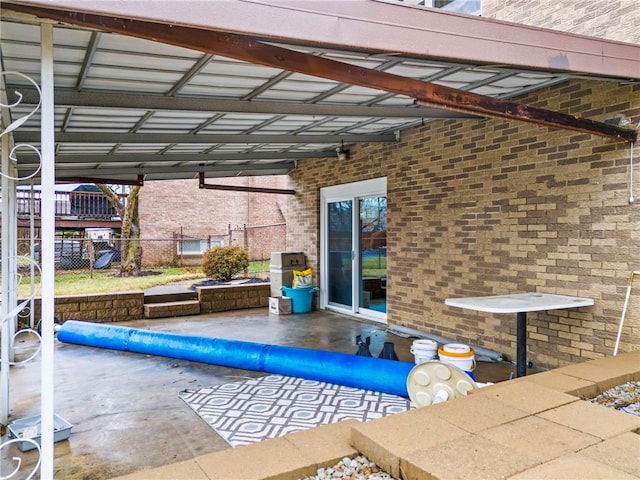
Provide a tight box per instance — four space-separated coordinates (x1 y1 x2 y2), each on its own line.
14 222 285 279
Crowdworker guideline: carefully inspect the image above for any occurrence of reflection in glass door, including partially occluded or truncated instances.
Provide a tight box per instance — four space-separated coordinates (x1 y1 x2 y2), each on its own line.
328 200 353 307
359 196 387 313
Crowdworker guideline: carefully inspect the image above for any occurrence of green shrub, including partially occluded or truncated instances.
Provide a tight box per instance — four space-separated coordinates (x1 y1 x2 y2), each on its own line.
201 245 250 281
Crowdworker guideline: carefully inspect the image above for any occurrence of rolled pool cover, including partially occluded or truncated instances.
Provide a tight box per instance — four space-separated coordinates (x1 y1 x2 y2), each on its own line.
57 320 415 397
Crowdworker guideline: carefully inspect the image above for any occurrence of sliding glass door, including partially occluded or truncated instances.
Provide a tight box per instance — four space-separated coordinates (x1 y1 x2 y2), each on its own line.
321 178 387 322
359 196 387 314
327 200 353 306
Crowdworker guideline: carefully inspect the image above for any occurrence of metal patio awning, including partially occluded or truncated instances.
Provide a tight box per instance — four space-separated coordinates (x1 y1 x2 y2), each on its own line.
1 0 638 184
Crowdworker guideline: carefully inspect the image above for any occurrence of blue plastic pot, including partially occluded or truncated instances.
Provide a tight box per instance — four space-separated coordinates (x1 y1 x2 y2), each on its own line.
281 286 317 313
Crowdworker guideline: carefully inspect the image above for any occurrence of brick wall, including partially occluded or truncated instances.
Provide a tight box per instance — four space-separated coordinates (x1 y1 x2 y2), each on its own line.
246 223 286 261
140 178 248 240
246 176 288 260
139 176 289 262
247 176 289 226
288 78 640 369
483 0 639 43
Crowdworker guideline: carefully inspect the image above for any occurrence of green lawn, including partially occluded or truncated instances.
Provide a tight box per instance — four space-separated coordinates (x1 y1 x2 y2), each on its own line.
362 255 387 278
13 267 206 297
248 259 270 277
12 261 272 297
10 258 381 297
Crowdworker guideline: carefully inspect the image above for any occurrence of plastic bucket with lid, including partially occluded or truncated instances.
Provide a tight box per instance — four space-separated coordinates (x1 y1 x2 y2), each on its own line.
438 343 475 371
410 339 438 364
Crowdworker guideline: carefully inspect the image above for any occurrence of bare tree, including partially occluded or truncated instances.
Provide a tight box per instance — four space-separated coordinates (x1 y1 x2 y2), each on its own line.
95 184 143 276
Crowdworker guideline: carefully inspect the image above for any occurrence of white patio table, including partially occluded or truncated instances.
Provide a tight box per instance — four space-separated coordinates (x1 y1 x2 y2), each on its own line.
444 293 594 377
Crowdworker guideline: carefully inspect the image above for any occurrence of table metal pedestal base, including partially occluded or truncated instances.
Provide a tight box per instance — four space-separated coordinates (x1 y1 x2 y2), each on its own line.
517 311 527 377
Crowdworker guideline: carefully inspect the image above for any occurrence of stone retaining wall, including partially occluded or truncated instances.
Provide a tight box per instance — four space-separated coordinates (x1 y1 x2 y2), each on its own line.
19 282 271 323
197 283 271 313
22 292 145 324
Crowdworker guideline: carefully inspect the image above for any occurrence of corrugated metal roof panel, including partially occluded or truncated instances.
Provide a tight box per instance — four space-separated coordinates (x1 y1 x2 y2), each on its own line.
2 0 637 182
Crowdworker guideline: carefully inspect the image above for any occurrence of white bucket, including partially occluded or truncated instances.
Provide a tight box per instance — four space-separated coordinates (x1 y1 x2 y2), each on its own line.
410 339 438 364
438 343 475 371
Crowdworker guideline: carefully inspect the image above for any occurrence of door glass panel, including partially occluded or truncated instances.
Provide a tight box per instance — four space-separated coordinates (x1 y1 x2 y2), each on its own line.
359 196 387 313
328 200 353 307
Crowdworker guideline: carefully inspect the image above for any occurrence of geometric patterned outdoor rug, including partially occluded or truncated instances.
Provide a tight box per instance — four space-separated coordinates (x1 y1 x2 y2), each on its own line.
179 374 414 447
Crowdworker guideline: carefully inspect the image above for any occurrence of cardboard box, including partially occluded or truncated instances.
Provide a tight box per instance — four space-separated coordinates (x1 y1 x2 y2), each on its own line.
269 296 292 315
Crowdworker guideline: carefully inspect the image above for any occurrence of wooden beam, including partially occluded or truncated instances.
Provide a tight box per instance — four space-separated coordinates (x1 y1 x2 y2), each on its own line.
6 4 637 143
199 172 295 195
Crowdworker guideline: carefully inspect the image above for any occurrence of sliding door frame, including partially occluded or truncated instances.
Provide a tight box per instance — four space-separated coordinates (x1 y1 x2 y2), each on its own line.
320 177 387 323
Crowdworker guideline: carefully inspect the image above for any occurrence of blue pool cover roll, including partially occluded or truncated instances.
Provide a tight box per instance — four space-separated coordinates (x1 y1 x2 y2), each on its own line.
57 320 415 397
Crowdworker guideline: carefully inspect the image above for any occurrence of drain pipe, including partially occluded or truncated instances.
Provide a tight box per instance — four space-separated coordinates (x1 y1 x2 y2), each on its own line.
57 321 415 398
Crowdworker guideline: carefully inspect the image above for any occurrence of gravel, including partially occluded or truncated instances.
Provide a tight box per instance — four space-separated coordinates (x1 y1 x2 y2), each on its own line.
590 380 640 416
300 455 396 480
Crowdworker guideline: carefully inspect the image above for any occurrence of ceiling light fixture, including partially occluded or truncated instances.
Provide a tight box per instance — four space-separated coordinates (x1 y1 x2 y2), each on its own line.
336 140 351 161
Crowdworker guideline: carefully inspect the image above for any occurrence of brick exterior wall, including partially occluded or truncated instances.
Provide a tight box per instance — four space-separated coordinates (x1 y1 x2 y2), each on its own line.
483 0 639 43
288 76 640 369
138 176 288 262
246 223 287 261
246 176 289 260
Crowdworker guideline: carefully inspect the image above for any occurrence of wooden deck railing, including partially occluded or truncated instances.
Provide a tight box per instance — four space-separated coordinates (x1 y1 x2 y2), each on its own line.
16 189 126 220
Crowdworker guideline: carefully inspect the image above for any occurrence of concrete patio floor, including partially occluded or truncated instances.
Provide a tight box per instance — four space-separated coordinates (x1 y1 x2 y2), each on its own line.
4 308 637 479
